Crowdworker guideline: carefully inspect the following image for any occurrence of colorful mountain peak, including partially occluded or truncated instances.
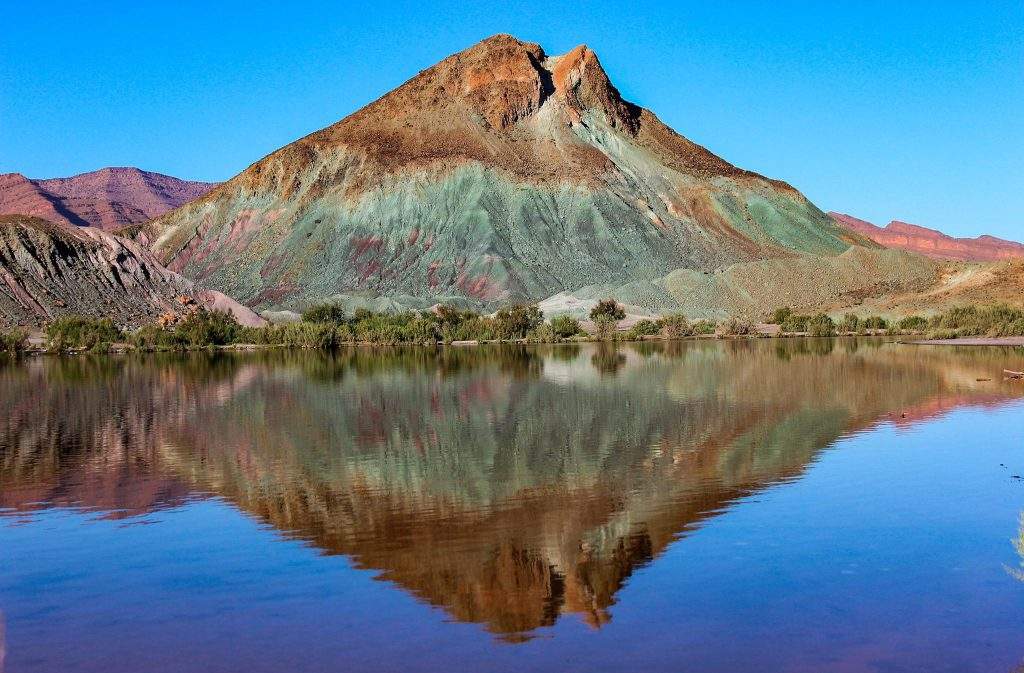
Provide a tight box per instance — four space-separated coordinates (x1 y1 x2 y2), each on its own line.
139 34 861 312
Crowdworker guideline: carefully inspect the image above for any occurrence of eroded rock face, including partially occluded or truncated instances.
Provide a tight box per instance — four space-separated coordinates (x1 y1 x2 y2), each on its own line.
0 167 215 232
0 215 263 328
830 212 1024 262
139 34 858 312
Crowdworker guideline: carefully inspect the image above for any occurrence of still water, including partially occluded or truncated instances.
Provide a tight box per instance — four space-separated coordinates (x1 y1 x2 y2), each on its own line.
1 339 1023 672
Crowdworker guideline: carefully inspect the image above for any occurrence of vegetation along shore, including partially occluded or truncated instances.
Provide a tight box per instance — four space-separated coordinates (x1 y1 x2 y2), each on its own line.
3 300 1024 356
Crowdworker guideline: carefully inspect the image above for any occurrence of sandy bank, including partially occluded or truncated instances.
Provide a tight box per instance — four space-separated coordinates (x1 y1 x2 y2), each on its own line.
907 337 1024 346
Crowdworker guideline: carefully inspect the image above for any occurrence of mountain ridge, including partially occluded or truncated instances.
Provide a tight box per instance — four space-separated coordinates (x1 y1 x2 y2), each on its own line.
829 212 1024 262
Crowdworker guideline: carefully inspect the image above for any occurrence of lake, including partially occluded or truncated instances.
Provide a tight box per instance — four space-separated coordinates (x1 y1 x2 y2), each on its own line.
2 339 1023 672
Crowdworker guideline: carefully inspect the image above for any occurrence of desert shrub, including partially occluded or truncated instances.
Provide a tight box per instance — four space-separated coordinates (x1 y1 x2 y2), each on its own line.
807 313 836 337
781 314 812 333
176 309 239 346
301 303 347 324
47 316 123 350
0 328 28 353
659 314 691 340
720 317 756 336
130 324 187 351
234 325 276 345
444 316 495 342
862 316 888 330
550 315 582 339
692 319 717 335
924 304 1024 337
840 313 860 333
594 315 620 341
590 298 626 322
896 315 928 331
628 319 660 339
526 323 558 343
278 322 338 349
492 304 544 340
769 307 793 325
590 299 625 340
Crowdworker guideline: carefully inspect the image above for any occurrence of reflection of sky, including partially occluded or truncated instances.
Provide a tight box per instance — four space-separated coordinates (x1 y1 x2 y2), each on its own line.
3 400 1023 673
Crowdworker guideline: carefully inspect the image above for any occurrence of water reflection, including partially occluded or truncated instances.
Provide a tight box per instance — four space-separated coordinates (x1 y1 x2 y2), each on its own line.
1009 513 1024 582
2 340 1023 640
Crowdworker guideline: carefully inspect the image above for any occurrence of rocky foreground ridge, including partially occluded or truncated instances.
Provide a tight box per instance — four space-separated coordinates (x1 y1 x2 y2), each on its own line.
0 214 262 328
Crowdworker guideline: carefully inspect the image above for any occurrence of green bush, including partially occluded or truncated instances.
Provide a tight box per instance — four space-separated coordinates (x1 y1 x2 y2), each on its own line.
769 307 793 325
925 304 1024 338
492 304 543 340
176 309 239 346
659 314 691 340
526 323 558 343
47 316 123 350
593 315 619 341
0 328 28 353
896 315 928 331
301 303 348 324
840 313 860 333
862 316 888 330
692 319 717 335
590 298 625 321
550 315 582 339
279 322 338 349
807 314 836 337
130 324 187 351
628 319 660 339
720 317 756 336
781 314 811 333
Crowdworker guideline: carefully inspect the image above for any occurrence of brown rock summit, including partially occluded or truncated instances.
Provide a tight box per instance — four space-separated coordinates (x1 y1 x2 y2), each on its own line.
830 212 1024 262
0 167 215 231
301 34 748 186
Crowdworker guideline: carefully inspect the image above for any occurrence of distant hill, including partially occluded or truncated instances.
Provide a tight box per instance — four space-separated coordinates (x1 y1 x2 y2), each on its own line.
0 167 215 231
830 212 1024 262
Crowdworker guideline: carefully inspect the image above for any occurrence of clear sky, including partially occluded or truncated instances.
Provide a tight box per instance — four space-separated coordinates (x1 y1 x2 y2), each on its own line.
2 1 1021 239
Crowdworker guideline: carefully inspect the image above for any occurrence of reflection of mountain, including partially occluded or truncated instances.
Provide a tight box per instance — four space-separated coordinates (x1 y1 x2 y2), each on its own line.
1 342 1022 639
1008 513 1024 583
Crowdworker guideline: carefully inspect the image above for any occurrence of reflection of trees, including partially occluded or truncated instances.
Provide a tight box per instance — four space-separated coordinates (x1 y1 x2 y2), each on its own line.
3 342 1024 640
591 344 626 376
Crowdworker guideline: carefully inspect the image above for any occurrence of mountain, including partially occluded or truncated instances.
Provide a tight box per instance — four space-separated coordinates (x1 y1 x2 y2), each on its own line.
136 34 897 314
830 212 1024 262
0 167 216 232
0 214 262 328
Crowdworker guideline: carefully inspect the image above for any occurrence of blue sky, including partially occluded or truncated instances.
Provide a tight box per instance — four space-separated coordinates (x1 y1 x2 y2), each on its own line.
1 1 1021 239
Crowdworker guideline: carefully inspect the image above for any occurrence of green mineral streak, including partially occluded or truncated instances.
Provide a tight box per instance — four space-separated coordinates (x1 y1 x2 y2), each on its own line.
150 114 853 312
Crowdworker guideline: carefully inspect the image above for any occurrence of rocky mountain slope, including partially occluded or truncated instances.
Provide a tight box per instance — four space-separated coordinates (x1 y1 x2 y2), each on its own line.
0 214 262 328
136 34 893 313
0 168 215 231
830 212 1024 262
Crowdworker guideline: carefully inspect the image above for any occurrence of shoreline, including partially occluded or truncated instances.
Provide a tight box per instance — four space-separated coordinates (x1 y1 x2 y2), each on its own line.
905 336 1024 347
11 332 897 357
